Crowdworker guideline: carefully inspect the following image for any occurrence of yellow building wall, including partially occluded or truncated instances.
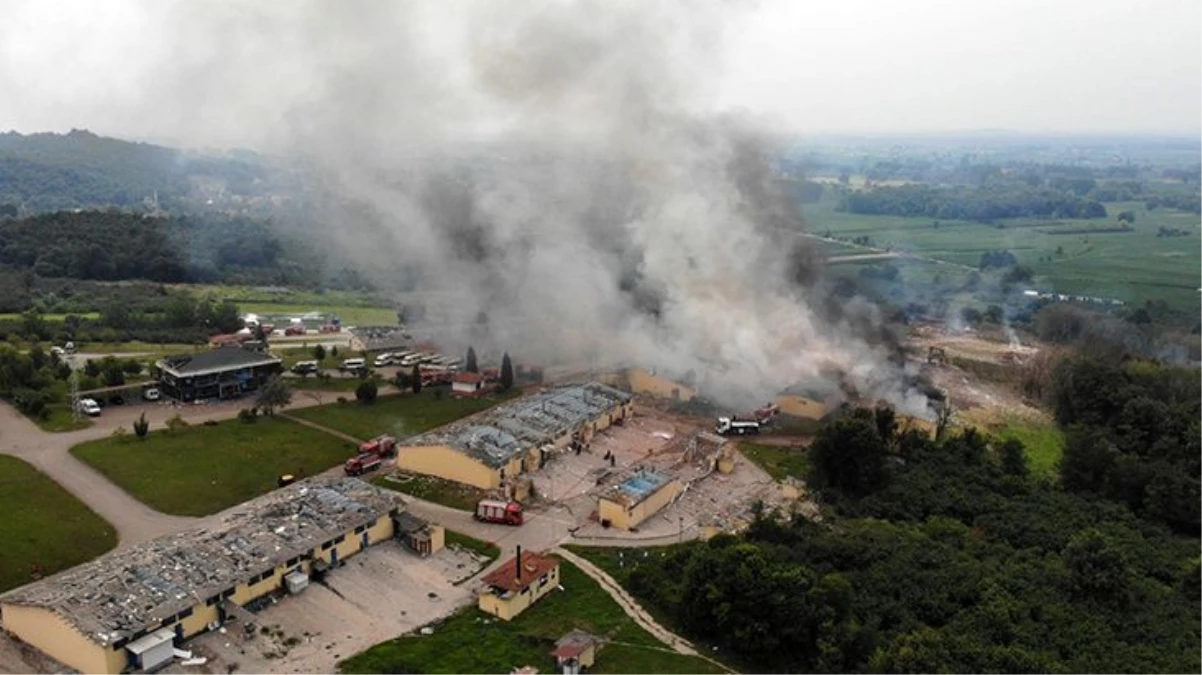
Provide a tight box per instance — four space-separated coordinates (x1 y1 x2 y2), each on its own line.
478 565 560 621
579 643 598 668
429 525 446 553
627 368 695 402
0 603 126 675
597 480 683 530
177 602 220 639
397 444 501 489
774 394 829 420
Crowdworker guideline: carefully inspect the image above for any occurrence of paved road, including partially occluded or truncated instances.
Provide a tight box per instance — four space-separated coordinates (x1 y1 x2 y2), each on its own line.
0 394 332 546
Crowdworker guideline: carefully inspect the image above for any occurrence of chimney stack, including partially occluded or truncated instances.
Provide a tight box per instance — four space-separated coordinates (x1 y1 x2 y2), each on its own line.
515 545 523 581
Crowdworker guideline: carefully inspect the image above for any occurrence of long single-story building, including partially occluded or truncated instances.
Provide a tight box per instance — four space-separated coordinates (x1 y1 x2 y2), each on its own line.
396 382 633 490
597 469 683 530
156 346 282 402
0 477 401 675
624 367 697 402
774 380 845 421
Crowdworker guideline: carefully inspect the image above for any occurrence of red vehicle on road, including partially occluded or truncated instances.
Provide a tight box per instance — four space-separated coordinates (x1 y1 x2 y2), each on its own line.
474 499 524 526
359 435 397 458
344 453 382 476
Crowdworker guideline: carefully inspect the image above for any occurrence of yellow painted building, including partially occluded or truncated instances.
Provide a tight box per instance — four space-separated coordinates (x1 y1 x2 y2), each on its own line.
478 549 561 621
0 477 401 675
775 381 845 421
597 470 684 530
396 382 634 490
626 367 697 402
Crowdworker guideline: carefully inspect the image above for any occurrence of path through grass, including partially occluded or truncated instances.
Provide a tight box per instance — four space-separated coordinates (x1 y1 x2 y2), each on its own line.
339 561 726 674
0 456 117 592
71 417 356 516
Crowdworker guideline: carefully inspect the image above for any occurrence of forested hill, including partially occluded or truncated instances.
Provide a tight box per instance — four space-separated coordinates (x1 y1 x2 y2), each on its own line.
0 130 270 213
0 210 310 285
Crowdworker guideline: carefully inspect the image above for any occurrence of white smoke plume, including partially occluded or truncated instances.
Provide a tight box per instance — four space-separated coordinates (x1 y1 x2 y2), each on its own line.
20 0 932 414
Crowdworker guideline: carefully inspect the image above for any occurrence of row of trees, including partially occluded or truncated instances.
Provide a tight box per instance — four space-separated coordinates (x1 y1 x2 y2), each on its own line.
621 403 1199 673
0 209 307 286
838 183 1109 222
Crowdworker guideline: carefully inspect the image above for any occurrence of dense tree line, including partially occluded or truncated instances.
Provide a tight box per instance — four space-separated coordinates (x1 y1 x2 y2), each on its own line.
622 405 1199 673
1053 356 1199 534
0 210 306 285
839 183 1108 222
0 129 267 212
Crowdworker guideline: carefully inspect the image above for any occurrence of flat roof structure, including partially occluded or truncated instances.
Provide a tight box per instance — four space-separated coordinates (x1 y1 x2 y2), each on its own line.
156 348 280 378
403 382 632 468
0 477 400 649
603 469 671 508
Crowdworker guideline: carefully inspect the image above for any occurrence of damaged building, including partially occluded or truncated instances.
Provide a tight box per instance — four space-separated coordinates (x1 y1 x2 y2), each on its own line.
396 382 633 490
597 469 684 531
0 477 402 675
477 547 561 621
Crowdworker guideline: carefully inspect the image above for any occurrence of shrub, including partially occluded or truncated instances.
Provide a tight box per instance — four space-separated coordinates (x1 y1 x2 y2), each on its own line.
165 413 188 432
133 413 150 438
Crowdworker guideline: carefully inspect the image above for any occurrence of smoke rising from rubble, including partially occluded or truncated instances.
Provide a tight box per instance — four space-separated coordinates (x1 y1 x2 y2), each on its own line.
57 0 935 414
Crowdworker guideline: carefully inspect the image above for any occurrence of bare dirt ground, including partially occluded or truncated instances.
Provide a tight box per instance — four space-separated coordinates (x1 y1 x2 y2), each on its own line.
160 543 483 675
906 323 1053 428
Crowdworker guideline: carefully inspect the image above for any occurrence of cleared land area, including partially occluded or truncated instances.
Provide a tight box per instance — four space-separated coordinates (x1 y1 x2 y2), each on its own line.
808 196 1201 310
70 417 355 516
339 561 725 674
289 389 520 441
0 456 117 593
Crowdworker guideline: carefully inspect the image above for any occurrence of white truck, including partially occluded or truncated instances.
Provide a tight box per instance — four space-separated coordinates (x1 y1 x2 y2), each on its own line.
715 416 760 436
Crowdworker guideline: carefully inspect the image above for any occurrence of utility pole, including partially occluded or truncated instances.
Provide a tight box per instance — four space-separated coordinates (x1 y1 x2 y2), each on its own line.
67 343 80 423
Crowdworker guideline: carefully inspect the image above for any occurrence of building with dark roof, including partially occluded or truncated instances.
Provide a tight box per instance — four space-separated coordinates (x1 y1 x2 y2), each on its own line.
396 382 633 489
0 477 401 674
155 347 282 401
478 548 560 621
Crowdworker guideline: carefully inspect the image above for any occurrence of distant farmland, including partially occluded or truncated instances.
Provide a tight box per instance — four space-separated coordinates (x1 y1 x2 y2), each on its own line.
806 196 1201 310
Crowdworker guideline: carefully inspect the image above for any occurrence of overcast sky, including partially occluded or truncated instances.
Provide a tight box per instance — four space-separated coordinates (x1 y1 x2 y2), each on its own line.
0 0 1198 148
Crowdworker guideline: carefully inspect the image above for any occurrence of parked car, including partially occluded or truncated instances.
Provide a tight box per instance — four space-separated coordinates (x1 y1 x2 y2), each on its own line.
108 395 125 406
340 358 366 371
77 398 102 417
283 325 306 336
291 361 319 375
142 387 161 402
373 353 394 367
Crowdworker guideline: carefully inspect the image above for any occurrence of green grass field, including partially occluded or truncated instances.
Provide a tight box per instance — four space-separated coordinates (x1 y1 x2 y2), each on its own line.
70 417 356 516
739 442 808 481
73 341 204 355
443 529 500 563
988 417 1066 478
807 196 1201 310
289 389 519 442
339 561 726 674
373 472 487 511
0 456 117 593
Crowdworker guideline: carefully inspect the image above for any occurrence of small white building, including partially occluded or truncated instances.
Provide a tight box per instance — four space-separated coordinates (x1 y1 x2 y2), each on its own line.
452 372 487 396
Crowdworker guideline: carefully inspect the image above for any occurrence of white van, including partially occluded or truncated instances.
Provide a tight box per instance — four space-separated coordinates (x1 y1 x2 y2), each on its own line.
399 353 423 367
341 358 367 372
373 353 394 367
77 398 102 417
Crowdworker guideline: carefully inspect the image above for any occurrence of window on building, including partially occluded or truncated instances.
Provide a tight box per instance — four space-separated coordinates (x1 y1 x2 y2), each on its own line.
205 595 220 607
286 556 300 567
178 607 193 620
354 524 367 534
321 541 334 551
221 588 235 599
334 534 346 544
111 637 129 650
